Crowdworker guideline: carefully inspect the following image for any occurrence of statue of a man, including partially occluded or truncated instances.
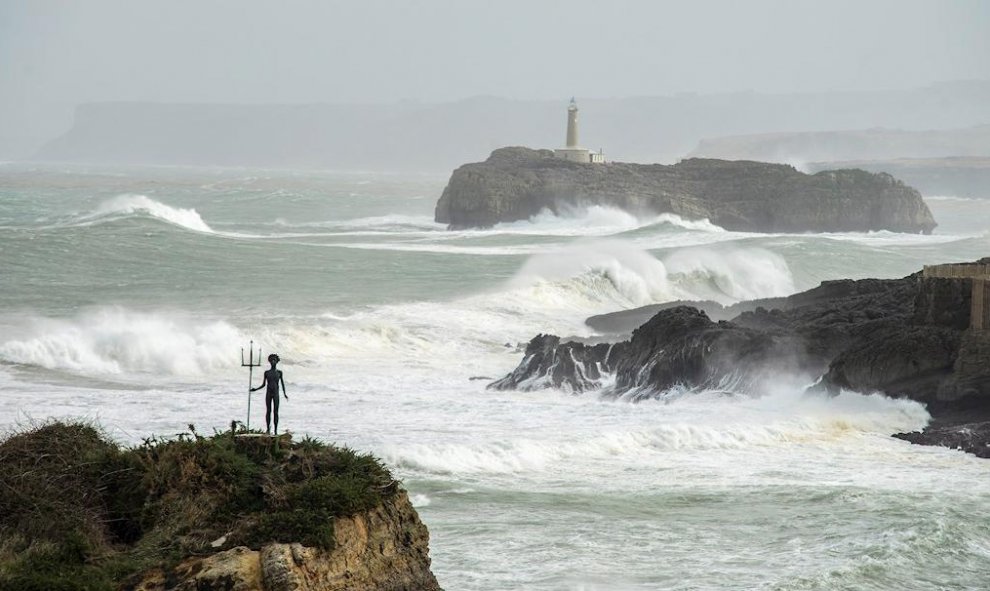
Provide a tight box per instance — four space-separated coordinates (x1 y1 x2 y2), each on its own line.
251 353 288 434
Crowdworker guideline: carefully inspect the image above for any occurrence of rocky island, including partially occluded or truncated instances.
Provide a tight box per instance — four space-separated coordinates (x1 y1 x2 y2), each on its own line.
491 260 990 457
435 147 937 233
0 423 440 591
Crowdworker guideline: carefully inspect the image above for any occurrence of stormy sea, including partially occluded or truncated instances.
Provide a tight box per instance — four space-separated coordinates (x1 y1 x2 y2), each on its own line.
2 162 990 590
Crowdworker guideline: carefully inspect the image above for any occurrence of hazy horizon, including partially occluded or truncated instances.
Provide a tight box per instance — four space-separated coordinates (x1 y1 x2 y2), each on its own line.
3 0 989 160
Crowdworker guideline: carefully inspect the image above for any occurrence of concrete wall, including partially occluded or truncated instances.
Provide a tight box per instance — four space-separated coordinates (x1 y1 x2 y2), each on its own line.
923 263 990 279
554 148 590 163
922 264 990 331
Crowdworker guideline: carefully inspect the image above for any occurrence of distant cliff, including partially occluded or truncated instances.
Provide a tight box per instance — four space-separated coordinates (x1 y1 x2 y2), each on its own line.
689 125 990 163
435 147 937 233
24 81 990 168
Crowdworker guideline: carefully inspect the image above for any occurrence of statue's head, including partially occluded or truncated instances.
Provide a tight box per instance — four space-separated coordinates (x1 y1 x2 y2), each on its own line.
268 353 280 366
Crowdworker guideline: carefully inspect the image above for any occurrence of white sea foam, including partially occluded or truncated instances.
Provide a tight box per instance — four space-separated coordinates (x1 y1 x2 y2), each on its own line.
285 207 727 252
813 230 974 246
409 493 432 507
325 207 725 244
273 214 442 232
227 244 761 371
0 308 242 376
383 389 930 476
925 195 986 202
489 206 724 237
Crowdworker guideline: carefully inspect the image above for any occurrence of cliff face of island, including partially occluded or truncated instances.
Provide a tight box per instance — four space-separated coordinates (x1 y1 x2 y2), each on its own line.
490 261 990 456
0 424 440 591
435 147 937 233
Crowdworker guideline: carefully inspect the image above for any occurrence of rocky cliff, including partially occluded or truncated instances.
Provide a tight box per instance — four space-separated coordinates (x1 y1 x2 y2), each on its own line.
130 490 438 591
0 424 441 591
435 147 937 233
490 261 990 456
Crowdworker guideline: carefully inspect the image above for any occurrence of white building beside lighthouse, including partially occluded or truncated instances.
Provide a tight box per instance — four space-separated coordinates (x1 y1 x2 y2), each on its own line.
554 98 605 163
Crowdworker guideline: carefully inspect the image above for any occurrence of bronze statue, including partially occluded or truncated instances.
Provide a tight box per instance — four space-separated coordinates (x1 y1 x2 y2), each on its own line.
251 353 288 434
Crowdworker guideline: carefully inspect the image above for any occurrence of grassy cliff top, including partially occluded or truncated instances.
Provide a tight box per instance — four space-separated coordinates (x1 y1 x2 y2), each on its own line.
0 421 396 591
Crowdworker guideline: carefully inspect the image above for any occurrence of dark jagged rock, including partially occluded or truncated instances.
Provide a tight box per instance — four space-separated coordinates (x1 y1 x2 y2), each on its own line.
491 261 990 456
488 334 618 392
893 410 990 458
586 300 737 335
611 307 816 399
435 147 937 233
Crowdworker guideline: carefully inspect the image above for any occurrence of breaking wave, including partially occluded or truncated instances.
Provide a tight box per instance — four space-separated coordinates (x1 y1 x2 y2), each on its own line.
85 194 215 233
0 308 241 376
0 242 796 381
506 240 794 308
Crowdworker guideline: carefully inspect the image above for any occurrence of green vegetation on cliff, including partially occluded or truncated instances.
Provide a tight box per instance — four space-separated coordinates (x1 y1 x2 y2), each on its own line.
0 421 395 591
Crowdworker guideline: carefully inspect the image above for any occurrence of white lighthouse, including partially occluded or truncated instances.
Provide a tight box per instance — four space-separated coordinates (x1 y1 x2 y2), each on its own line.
554 98 605 163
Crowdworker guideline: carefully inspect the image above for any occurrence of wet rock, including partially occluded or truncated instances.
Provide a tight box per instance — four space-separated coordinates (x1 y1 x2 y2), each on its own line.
493 261 990 456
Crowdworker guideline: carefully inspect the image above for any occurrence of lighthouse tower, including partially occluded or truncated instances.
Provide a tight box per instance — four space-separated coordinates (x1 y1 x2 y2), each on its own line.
566 97 579 148
554 98 604 163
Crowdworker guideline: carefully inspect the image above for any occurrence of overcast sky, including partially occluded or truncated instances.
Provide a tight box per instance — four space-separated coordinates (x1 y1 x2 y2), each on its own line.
2 0 988 155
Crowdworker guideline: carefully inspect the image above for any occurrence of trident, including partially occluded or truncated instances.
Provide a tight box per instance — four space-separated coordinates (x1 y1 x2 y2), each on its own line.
241 340 262 430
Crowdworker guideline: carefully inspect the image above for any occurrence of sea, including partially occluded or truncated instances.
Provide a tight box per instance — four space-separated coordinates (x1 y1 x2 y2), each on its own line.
2 162 990 590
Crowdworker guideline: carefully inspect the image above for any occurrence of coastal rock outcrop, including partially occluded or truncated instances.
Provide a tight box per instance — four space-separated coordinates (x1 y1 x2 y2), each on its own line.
131 490 439 591
435 147 937 233
490 260 990 454
0 424 441 591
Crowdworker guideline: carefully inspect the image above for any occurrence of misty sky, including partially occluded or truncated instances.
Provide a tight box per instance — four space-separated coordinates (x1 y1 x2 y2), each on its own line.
2 0 989 155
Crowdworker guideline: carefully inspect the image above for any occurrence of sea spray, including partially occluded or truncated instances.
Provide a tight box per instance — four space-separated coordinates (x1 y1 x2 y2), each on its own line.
507 240 673 307
664 247 795 303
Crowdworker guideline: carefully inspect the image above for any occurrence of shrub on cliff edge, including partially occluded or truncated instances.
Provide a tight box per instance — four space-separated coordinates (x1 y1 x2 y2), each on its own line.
0 421 395 591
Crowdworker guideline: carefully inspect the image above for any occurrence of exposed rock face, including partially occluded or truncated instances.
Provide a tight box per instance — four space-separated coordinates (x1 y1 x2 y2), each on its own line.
491 261 990 454
435 147 937 233
129 491 440 591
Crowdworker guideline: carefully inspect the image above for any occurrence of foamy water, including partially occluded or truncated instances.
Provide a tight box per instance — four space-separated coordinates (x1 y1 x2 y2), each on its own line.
2 163 990 590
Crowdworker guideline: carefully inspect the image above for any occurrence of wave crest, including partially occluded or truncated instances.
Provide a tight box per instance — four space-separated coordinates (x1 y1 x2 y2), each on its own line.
506 240 794 309
86 194 214 233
